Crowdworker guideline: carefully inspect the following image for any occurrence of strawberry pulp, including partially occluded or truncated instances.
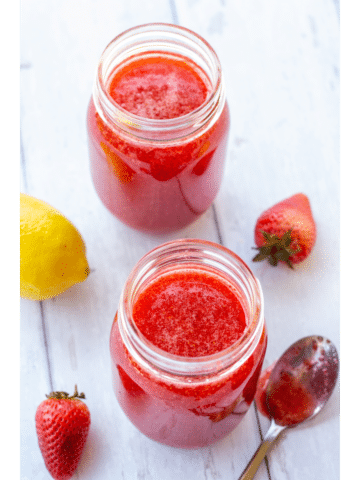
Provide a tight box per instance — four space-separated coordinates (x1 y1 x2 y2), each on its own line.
255 364 317 425
87 52 230 233
110 268 267 448
133 270 247 357
267 371 317 426
108 55 208 119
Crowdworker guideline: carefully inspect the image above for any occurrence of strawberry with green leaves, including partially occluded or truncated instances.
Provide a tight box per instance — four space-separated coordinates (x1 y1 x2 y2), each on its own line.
252 193 316 268
35 385 90 480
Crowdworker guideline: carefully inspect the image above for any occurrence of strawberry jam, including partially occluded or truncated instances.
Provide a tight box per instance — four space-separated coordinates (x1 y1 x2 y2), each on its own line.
108 55 208 120
267 371 317 426
87 25 230 233
256 365 318 425
109 240 267 447
132 270 247 357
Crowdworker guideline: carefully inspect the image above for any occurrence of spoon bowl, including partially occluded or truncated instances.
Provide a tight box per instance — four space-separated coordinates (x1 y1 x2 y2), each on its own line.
238 335 339 480
266 335 339 427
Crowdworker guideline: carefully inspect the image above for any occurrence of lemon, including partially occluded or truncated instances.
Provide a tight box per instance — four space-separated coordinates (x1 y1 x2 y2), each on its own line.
20 193 90 300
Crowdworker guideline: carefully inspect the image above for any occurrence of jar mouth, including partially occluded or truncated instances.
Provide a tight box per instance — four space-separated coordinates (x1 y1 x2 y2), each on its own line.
94 23 225 140
117 239 265 378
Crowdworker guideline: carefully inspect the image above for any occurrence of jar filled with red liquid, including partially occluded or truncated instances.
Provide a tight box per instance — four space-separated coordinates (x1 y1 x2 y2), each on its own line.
87 24 230 233
110 239 267 448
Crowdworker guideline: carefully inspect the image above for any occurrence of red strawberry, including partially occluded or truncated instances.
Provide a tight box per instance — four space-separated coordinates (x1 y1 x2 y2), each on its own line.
252 193 316 268
35 385 91 480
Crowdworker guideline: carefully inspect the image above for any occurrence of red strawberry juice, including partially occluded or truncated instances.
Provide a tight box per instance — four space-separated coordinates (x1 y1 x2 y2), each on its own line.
87 25 230 233
108 55 208 120
110 240 267 448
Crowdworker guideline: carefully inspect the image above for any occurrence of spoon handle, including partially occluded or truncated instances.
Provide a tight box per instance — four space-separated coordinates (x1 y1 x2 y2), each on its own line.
238 421 286 480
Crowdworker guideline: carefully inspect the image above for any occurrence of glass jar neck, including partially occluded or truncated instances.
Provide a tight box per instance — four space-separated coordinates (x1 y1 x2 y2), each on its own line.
93 23 226 141
117 239 265 380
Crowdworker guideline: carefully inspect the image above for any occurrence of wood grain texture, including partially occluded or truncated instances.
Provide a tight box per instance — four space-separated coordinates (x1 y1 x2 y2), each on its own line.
20 0 339 479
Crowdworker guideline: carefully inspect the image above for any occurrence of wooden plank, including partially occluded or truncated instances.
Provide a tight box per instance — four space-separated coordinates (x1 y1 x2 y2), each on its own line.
20 301 52 479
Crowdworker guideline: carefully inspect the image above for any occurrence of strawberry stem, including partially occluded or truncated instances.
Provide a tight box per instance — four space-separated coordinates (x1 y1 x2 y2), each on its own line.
46 385 86 400
252 229 300 269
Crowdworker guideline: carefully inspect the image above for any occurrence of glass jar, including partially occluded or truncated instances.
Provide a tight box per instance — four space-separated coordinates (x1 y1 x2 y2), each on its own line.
87 23 230 233
110 239 267 448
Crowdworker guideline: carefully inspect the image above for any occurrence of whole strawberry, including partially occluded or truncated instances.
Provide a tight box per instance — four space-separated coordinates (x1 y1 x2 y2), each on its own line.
35 385 91 480
252 193 316 268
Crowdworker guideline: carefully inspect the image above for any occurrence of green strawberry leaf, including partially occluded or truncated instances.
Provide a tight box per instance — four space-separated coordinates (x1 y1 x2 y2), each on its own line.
253 229 299 268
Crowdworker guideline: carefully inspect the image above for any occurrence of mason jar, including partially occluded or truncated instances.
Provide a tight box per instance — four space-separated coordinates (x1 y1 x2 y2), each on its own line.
110 239 267 448
87 23 230 233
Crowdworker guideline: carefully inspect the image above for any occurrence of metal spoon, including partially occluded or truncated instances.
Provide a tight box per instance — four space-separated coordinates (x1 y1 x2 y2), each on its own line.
238 335 339 480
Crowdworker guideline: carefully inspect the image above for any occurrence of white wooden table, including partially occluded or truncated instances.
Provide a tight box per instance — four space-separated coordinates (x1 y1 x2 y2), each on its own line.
20 1 340 479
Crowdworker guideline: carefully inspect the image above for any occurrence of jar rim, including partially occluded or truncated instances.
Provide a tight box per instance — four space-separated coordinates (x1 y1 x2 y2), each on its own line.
117 239 265 379
93 23 225 140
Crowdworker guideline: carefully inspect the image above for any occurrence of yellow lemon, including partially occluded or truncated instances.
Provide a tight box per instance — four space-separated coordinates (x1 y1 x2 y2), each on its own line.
20 193 90 300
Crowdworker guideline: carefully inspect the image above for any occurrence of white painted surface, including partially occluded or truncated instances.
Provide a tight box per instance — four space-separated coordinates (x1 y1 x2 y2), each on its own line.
20 0 339 479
